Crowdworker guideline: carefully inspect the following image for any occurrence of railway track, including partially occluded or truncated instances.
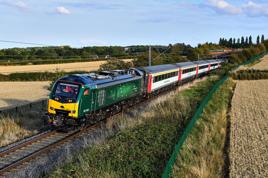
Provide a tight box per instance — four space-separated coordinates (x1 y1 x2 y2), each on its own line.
0 96 155 176
0 77 206 176
0 128 87 176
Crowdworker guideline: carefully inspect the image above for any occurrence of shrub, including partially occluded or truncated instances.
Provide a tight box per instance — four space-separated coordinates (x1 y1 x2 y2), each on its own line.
231 69 268 80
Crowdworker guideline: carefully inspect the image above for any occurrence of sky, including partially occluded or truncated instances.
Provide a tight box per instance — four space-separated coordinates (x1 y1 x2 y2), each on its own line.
0 0 268 48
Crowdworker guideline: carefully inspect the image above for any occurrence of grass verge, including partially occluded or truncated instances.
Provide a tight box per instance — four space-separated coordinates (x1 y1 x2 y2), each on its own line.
0 103 46 147
171 79 235 178
49 77 218 178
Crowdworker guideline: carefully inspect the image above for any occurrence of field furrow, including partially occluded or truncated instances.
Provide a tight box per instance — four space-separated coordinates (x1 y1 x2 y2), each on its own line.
230 80 268 178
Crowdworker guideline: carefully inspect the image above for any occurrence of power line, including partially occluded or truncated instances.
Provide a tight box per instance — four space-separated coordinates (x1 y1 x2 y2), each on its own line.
153 45 172 60
0 40 48 46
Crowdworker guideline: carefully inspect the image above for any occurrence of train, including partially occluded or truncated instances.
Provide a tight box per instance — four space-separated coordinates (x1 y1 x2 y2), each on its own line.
44 59 223 127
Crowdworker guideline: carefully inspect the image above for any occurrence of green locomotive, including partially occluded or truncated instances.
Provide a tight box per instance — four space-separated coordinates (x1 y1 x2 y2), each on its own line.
46 69 144 126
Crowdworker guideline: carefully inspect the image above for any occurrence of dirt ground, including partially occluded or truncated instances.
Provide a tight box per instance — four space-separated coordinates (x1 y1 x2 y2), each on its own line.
230 80 268 177
0 59 132 74
0 82 50 109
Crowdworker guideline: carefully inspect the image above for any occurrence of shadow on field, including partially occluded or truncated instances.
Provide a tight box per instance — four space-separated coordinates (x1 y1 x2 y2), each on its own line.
0 98 32 109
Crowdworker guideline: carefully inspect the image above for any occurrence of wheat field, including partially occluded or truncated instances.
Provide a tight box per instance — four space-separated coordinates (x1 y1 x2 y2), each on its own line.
250 55 268 70
230 80 268 177
0 59 132 74
0 82 50 109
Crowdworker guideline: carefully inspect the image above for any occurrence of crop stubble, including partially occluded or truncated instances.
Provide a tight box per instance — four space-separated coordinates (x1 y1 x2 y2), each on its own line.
250 55 268 70
230 80 268 177
0 59 132 74
0 82 50 109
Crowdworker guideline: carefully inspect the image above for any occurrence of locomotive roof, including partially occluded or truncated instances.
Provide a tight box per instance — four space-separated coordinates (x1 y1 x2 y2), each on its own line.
140 64 178 73
58 71 141 86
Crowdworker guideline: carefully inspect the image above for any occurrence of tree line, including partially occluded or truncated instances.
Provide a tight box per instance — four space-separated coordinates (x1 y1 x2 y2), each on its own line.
219 35 265 48
0 35 267 67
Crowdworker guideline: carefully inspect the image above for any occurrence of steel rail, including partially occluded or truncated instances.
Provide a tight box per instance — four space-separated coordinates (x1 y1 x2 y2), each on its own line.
0 77 204 176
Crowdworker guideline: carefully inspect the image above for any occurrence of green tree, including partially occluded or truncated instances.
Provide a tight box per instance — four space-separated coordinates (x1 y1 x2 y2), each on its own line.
186 48 198 60
237 38 240 48
249 36 253 46
257 35 260 45
245 37 249 47
232 38 236 48
241 37 245 47
261 35 265 43
99 59 133 71
228 38 233 47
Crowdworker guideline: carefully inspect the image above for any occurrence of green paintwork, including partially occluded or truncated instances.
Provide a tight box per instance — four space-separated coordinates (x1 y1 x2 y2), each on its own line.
77 78 142 118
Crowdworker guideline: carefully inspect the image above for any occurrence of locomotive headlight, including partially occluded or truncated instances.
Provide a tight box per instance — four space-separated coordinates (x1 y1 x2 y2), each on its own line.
50 106 55 111
71 110 76 114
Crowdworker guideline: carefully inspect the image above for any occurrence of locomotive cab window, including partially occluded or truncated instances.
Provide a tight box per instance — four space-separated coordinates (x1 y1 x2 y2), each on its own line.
52 82 80 103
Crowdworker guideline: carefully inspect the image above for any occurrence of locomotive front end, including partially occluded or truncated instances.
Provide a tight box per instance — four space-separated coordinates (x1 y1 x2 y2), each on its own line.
46 81 82 127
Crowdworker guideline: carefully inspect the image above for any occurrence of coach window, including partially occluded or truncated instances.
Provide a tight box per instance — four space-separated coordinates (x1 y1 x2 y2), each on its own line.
199 65 208 69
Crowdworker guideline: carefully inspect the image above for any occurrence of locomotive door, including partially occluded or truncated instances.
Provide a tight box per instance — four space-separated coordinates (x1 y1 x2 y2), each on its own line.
80 88 91 115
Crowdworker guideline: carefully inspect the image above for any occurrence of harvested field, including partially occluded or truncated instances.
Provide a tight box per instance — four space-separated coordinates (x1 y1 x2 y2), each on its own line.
250 55 268 70
0 82 50 109
230 80 268 177
0 59 132 74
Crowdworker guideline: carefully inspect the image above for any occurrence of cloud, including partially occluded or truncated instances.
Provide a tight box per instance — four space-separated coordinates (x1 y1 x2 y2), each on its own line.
205 0 268 17
207 0 242 14
13 1 27 9
0 0 28 10
56 6 71 15
243 1 268 17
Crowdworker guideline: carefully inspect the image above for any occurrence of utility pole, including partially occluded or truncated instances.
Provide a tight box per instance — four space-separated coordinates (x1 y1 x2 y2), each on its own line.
149 46 152 66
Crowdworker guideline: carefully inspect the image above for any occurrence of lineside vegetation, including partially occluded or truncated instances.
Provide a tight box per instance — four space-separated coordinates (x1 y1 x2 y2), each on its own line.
0 104 45 147
49 77 218 178
171 79 235 178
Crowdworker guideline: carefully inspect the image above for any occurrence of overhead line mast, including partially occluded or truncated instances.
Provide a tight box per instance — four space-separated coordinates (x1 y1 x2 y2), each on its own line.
149 46 152 66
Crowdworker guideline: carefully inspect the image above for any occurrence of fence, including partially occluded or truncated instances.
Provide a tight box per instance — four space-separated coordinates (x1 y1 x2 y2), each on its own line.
161 52 268 178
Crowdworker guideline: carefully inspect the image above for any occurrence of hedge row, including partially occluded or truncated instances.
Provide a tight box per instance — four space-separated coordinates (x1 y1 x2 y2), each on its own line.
232 69 268 80
0 56 133 66
0 71 86 81
0 58 98 66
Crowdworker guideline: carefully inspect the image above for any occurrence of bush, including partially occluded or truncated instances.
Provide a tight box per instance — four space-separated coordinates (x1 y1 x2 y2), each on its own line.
99 59 133 71
231 69 268 80
0 71 87 82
